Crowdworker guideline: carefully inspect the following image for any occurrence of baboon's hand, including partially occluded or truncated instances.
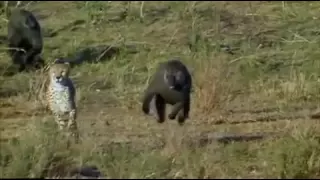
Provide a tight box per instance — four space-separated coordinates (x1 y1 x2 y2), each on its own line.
142 105 150 114
177 112 186 126
168 113 176 120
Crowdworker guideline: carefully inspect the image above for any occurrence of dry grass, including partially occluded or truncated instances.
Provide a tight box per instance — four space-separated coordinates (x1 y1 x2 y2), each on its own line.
0 1 320 178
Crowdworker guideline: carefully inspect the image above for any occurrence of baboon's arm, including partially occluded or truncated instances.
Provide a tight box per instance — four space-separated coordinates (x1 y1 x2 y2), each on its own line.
168 93 190 121
142 91 155 115
168 101 184 120
155 95 166 123
177 95 190 125
23 47 42 65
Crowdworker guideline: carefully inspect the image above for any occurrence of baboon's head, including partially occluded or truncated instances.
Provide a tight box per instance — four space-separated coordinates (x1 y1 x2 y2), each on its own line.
24 14 42 50
10 9 43 50
48 63 71 83
164 69 186 90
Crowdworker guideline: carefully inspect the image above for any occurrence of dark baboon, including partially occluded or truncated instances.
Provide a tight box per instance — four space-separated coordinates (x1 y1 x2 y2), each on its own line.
142 59 192 125
7 8 44 72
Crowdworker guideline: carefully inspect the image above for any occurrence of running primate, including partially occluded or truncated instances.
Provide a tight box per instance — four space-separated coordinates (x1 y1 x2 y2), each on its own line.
142 59 192 125
7 8 44 72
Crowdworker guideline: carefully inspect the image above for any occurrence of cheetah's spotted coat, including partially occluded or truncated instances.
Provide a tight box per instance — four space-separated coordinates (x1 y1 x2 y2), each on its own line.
46 63 79 142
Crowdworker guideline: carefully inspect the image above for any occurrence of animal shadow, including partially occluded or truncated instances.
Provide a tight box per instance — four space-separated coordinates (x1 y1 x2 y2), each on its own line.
184 132 280 148
143 7 171 24
69 165 103 179
0 35 7 44
310 110 320 119
42 20 86 38
0 65 21 77
0 88 19 98
54 44 138 67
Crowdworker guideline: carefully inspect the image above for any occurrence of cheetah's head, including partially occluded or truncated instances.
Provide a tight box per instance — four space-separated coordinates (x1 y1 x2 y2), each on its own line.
49 62 71 83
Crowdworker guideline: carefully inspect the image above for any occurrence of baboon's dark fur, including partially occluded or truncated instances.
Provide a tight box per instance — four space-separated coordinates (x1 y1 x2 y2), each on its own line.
7 8 44 72
142 59 192 125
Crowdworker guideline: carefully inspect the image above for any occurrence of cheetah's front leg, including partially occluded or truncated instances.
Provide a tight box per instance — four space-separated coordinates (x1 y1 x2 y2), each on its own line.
54 113 66 130
67 109 79 143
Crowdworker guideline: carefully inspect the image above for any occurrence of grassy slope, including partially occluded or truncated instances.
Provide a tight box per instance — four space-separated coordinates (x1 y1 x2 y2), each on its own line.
0 1 320 178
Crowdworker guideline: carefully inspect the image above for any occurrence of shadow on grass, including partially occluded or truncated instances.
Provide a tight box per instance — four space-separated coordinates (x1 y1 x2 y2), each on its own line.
1 119 320 178
54 44 139 67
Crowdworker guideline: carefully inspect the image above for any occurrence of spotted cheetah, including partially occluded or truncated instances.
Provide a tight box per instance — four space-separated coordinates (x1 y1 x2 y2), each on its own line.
46 62 79 142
